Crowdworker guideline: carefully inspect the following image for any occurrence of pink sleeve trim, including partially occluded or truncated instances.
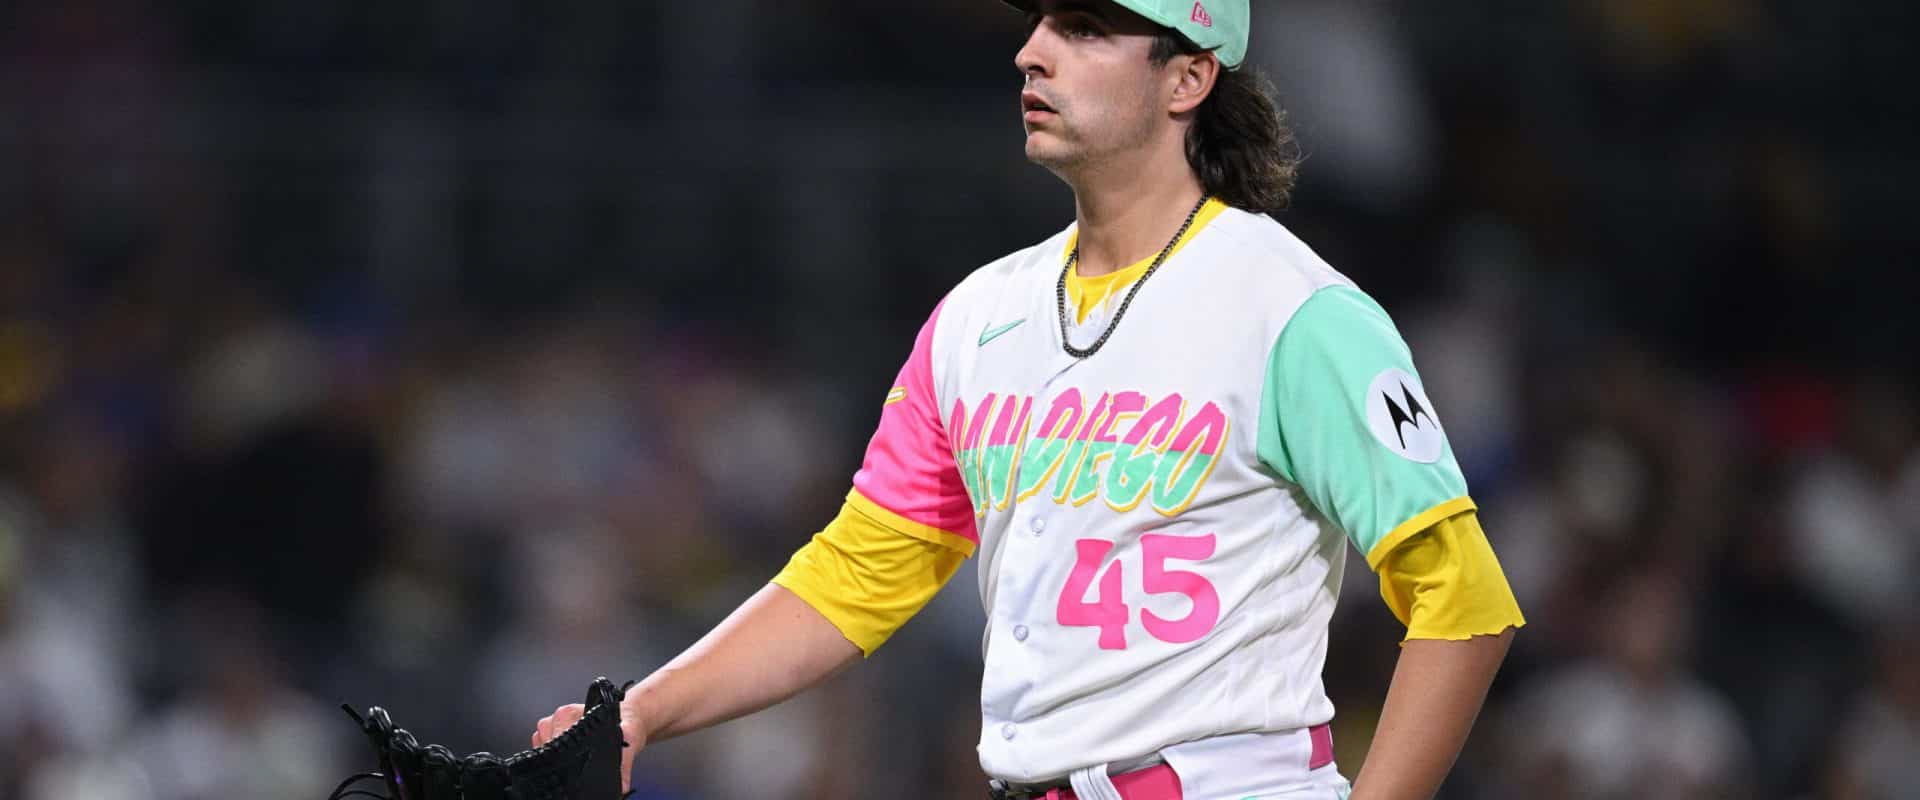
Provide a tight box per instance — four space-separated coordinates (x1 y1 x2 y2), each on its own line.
850 299 979 545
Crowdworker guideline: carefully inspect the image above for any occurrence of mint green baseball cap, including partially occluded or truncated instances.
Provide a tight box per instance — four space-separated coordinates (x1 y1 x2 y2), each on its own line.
1003 0 1250 69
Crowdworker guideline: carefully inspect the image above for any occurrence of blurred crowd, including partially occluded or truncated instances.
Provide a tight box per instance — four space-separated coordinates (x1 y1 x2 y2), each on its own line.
1 1 1916 799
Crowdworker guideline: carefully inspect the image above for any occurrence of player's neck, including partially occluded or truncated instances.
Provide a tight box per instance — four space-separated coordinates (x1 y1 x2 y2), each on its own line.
1068 152 1206 279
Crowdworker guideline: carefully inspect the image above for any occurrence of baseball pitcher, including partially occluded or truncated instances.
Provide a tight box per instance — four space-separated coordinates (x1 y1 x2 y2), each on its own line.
534 1 1526 798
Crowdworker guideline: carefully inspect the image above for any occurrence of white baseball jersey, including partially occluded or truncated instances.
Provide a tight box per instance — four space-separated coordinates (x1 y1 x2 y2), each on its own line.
848 201 1471 798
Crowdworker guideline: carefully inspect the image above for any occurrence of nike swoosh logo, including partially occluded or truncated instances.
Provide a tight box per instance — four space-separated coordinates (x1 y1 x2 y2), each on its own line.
978 319 1026 346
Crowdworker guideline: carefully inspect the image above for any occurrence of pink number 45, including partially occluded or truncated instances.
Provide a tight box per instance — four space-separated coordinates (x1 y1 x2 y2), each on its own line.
1054 533 1220 650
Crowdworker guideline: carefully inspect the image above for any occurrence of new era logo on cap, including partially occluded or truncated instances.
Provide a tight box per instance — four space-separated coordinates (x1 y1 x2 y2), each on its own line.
1190 1 1213 27
1001 0 1246 69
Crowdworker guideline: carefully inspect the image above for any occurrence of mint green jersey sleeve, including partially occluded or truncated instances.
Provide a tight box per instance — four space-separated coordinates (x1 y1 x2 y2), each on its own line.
1257 286 1474 568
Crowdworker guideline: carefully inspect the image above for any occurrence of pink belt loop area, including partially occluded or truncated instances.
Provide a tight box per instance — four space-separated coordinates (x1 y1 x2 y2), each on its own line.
1014 724 1334 799
1309 722 1336 771
1056 763 1185 800
1108 764 1183 799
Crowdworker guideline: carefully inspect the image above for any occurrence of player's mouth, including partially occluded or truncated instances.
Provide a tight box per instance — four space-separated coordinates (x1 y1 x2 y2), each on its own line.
1022 91 1058 124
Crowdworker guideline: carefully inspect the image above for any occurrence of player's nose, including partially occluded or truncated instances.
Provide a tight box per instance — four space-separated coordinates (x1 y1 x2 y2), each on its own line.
1015 24 1053 78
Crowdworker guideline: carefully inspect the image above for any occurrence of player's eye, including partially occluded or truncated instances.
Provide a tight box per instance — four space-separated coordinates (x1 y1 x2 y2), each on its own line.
1061 15 1104 39
1026 12 1103 40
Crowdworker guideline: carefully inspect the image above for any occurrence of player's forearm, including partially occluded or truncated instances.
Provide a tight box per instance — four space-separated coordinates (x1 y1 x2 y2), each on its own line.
625 583 861 743
1349 628 1514 800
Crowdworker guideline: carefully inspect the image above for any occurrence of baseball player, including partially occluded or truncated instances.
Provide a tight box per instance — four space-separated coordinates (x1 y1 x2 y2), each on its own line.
535 1 1525 798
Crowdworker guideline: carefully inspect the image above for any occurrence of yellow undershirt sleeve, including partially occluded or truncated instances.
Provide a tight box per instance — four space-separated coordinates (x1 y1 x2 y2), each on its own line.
771 496 969 657
1376 510 1527 642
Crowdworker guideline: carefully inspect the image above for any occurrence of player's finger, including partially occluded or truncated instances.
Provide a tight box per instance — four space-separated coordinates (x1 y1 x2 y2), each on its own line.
534 703 585 747
619 715 643 794
547 703 585 743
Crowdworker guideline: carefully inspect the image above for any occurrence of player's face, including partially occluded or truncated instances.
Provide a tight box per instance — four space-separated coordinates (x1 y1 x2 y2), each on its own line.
1015 0 1176 171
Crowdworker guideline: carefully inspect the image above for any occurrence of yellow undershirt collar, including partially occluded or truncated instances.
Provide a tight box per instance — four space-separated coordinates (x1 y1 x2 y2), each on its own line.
1062 198 1228 324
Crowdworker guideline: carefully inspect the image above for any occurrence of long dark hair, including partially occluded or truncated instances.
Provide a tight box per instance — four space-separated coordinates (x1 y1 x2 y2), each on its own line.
1151 33 1300 214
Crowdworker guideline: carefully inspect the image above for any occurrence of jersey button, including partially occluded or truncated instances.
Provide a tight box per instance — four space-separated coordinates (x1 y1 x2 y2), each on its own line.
1001 723 1018 741
1013 624 1029 642
1030 517 1046 534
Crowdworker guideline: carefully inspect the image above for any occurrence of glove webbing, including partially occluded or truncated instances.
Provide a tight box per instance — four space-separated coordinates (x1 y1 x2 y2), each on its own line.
329 677 628 800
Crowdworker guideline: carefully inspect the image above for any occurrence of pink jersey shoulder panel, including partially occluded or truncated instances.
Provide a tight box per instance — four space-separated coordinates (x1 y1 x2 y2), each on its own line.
850 299 979 544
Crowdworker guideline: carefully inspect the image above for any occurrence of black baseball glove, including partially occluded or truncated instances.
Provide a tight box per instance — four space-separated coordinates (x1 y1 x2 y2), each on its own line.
329 677 629 800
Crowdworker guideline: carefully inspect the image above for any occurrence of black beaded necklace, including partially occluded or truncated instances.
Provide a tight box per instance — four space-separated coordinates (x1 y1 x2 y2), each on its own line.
1055 194 1211 359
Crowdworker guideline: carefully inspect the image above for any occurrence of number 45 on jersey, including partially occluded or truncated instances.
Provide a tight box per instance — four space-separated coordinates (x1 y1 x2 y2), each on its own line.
1056 533 1219 650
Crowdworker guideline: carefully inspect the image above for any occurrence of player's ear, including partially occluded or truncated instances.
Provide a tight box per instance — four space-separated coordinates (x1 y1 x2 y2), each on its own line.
1168 52 1220 115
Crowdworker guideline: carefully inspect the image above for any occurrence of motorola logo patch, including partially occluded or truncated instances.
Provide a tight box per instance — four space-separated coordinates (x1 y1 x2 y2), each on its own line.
1365 368 1445 463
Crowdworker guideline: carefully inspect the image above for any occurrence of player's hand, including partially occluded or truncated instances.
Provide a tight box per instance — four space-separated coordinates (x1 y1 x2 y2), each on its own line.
535 696 646 793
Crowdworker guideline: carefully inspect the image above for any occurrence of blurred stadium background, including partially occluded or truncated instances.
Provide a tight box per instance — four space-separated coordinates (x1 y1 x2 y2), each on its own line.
2 1 1917 798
